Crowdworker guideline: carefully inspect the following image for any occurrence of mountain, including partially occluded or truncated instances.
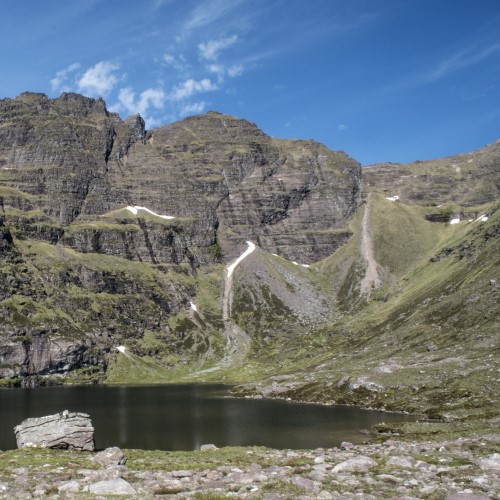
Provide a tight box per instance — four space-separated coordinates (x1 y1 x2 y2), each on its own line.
0 92 498 423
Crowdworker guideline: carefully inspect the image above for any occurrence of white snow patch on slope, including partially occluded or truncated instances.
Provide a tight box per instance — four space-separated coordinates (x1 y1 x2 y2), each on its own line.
473 214 488 223
190 302 198 312
450 218 461 225
126 206 175 219
386 195 399 202
227 241 256 278
117 346 126 353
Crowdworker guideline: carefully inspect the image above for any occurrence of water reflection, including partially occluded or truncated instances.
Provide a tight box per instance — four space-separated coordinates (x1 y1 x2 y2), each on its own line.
0 384 415 451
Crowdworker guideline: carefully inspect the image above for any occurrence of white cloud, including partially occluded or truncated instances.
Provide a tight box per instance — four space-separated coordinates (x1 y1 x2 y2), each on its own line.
180 101 207 116
198 35 238 61
208 63 225 75
169 78 218 101
337 124 347 131
77 61 120 97
143 116 163 129
50 63 80 93
207 63 243 81
115 87 166 116
227 64 243 77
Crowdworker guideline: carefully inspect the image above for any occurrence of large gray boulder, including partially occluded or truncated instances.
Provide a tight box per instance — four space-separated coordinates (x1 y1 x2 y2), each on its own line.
14 410 95 451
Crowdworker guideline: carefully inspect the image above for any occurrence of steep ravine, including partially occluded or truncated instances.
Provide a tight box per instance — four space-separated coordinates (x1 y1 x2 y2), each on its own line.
202 242 255 373
359 194 381 296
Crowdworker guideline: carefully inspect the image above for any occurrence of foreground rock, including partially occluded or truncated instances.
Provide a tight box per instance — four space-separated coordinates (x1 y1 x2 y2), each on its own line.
1 433 498 498
14 411 95 451
92 446 127 466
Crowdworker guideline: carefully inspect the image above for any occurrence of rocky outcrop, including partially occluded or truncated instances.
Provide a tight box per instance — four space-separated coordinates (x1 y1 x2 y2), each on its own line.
0 334 102 379
14 411 95 450
124 113 362 263
0 92 145 227
1 97 361 266
363 140 500 206
0 217 13 253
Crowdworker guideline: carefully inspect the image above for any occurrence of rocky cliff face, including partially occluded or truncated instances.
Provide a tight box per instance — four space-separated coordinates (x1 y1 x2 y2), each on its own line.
0 93 362 382
2 91 497 394
91 111 362 264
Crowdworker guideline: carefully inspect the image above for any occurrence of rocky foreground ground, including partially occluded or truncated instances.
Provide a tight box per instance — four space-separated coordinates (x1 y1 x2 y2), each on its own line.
0 432 498 499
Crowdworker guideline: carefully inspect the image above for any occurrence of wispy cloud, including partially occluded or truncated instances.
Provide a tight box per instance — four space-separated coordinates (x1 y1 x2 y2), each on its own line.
77 61 120 97
337 123 347 131
380 39 500 96
429 41 500 81
152 0 174 10
169 78 218 101
163 53 189 72
50 63 80 93
227 64 244 77
208 62 244 81
198 35 238 61
183 0 245 32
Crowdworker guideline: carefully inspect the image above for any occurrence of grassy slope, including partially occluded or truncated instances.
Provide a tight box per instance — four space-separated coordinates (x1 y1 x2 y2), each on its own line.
95 194 499 425
231 196 499 423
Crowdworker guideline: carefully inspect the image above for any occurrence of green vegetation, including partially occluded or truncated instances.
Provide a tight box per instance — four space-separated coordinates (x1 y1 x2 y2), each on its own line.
1 97 498 448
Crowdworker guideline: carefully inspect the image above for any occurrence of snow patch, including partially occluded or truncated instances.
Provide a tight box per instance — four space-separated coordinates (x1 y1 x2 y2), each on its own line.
126 206 175 219
301 264 310 268
385 195 399 202
449 218 460 225
190 302 198 312
226 241 256 278
292 261 298 266
271 253 278 257
117 346 126 353
473 214 488 223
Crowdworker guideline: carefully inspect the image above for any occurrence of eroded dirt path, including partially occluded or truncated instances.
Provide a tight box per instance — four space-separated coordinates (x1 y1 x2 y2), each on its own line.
359 194 381 295
195 242 254 375
219 242 254 366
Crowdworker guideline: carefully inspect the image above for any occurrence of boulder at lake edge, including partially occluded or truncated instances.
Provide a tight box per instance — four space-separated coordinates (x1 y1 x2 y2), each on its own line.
14 410 95 451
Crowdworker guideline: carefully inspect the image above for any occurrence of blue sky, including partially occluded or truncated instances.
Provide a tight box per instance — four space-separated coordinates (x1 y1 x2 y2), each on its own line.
1 0 499 165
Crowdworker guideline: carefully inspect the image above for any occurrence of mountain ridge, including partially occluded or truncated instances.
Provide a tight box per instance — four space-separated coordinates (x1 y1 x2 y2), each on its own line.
0 92 498 425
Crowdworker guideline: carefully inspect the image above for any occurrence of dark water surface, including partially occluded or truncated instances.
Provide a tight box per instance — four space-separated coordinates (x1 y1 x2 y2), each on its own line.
0 384 415 450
